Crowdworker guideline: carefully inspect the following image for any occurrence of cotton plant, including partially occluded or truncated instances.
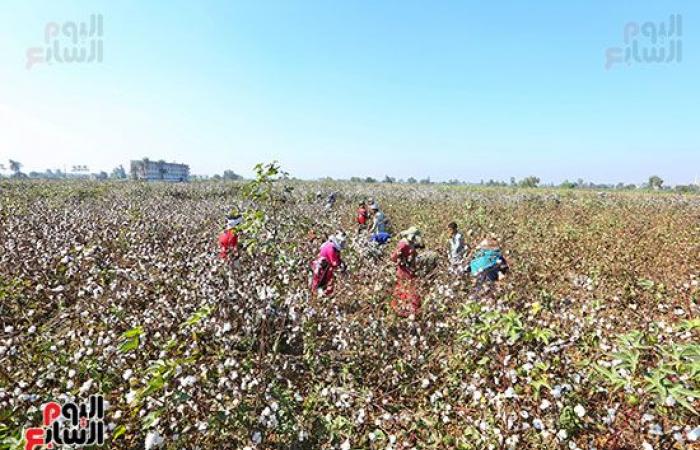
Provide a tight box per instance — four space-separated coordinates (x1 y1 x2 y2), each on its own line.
1 172 699 448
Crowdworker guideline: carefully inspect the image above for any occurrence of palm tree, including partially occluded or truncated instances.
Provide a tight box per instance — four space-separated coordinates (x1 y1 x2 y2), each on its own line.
8 159 22 174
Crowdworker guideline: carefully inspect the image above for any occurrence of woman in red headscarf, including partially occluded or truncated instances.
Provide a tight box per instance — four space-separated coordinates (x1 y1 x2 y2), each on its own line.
390 227 423 317
219 215 242 262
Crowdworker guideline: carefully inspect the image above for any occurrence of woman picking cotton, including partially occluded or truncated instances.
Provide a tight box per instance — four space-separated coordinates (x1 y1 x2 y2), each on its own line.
310 232 347 297
219 214 243 265
467 237 509 291
390 226 424 317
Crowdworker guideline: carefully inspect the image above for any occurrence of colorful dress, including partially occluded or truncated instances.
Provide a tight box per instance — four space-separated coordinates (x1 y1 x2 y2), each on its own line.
311 241 342 296
469 248 508 284
218 230 239 260
357 207 368 225
390 239 421 316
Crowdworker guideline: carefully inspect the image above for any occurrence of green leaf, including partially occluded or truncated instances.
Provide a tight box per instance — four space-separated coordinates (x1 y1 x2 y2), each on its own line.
118 337 139 353
141 410 161 430
123 326 144 338
113 425 127 440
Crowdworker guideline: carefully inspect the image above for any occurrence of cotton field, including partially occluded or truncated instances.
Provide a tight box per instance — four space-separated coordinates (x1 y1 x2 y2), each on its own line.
0 174 698 449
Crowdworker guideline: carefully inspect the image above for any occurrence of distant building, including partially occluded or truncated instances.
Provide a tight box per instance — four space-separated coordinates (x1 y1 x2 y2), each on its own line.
130 159 190 182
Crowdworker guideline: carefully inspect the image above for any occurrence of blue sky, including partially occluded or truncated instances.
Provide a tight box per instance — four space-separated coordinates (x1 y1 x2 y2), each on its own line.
0 1 697 184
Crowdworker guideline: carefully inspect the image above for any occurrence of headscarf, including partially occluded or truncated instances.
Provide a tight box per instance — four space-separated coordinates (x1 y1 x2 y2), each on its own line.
477 237 499 250
400 226 423 247
226 216 243 230
329 232 347 250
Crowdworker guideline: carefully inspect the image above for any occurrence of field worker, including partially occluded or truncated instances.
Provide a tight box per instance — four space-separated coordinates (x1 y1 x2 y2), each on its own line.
356 201 369 233
447 222 466 268
311 232 347 297
369 204 387 234
219 215 243 262
325 192 337 210
368 197 377 209
467 237 509 287
370 231 391 245
390 226 424 317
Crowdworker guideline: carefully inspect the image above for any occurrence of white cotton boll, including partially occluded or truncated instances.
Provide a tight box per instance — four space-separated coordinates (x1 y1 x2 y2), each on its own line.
179 375 197 387
79 379 93 395
551 386 563 398
687 426 700 441
123 369 133 381
125 390 137 404
574 404 586 418
144 430 163 449
642 442 653 450
68 369 76 378
421 379 430 389
252 431 262 444
556 429 567 440
340 439 350 450
532 419 544 430
539 399 551 410
504 387 516 398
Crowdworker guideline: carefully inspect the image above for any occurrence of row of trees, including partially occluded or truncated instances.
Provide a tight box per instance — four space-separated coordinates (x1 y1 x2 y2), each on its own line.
0 160 697 192
349 175 434 184
0 160 130 180
342 174 698 191
0 159 246 182
190 170 243 181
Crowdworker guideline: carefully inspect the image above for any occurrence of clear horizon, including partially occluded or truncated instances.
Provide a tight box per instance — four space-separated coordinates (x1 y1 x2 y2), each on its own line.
1 1 698 185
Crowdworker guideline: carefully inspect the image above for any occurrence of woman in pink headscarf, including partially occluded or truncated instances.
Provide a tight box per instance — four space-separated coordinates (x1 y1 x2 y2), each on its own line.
310 232 347 297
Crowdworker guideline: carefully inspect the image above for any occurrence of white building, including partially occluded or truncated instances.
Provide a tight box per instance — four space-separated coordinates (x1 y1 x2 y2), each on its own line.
130 159 189 182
